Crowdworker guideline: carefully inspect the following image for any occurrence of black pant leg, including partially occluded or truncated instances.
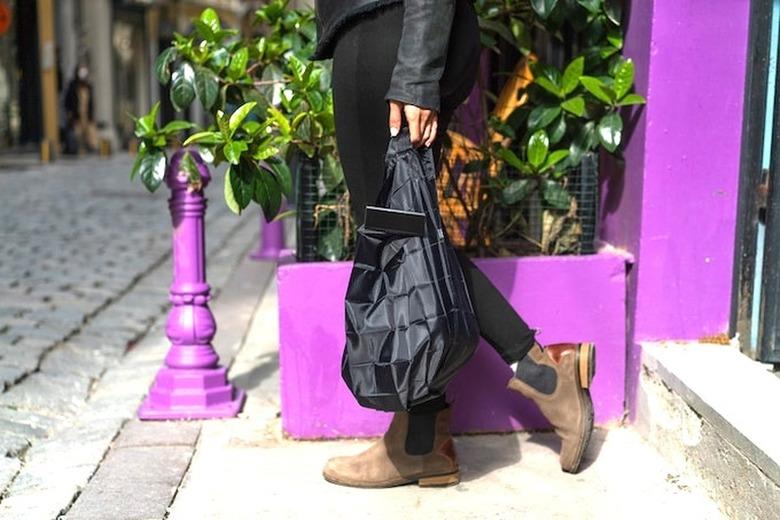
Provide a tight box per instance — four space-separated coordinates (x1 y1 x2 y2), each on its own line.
331 1 537 369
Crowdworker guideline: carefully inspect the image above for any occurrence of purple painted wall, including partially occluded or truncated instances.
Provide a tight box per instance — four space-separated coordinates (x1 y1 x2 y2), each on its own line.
278 254 627 439
601 1 750 414
633 0 748 340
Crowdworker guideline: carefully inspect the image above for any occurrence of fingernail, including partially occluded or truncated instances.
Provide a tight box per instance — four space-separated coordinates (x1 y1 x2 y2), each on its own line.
390 127 399 137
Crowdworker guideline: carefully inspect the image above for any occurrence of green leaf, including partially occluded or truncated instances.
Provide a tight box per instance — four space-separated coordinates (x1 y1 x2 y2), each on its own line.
227 47 249 80
268 157 293 196
154 47 177 85
200 8 221 34
580 76 616 105
135 102 160 138
597 112 623 152
528 130 549 169
598 46 620 59
561 57 584 96
306 90 324 111
531 0 559 19
130 150 144 181
253 145 280 161
195 67 219 110
223 140 248 165
479 18 519 47
604 0 622 25
497 148 526 171
549 115 567 145
254 172 282 220
215 110 230 137
569 121 598 165
318 224 344 261
228 101 257 135
491 118 517 139
183 131 223 146
576 0 601 13
209 48 229 71
198 146 215 163
528 106 562 130
502 179 533 204
535 76 562 98
542 150 570 171
613 59 635 100
267 106 291 136
617 93 647 106
561 96 586 116
235 163 255 211
607 25 623 49
542 179 571 210
224 166 241 214
138 151 167 192
160 120 195 135
193 20 217 42
180 151 202 185
170 63 196 111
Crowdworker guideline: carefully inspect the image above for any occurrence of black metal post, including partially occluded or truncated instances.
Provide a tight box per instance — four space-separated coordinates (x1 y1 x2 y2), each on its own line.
730 0 775 357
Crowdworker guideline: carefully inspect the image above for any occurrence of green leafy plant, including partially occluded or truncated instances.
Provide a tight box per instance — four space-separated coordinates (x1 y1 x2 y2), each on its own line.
457 0 644 255
130 3 338 221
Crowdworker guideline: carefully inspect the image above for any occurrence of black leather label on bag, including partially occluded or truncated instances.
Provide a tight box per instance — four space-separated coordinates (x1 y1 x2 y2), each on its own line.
365 206 426 236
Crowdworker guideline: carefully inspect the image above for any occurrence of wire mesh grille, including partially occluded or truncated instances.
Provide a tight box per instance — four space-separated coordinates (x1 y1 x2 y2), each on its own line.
294 151 354 262
294 151 597 260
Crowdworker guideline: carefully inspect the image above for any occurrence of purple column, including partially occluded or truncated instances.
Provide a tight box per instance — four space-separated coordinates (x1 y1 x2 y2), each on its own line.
138 149 245 420
250 210 285 261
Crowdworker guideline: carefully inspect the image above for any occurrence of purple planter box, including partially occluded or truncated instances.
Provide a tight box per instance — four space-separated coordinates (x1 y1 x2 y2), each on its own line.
278 253 627 439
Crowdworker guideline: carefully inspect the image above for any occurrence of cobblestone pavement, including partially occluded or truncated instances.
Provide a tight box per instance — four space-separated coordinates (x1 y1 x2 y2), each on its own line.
0 155 257 517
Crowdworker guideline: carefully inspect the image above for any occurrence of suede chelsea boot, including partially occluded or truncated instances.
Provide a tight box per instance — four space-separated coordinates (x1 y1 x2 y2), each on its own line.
322 407 459 488
508 342 596 473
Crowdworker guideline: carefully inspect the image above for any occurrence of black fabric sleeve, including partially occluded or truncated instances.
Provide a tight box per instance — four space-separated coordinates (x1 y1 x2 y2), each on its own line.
384 0 455 112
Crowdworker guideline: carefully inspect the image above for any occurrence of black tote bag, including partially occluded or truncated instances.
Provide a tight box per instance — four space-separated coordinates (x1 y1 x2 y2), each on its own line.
342 127 480 412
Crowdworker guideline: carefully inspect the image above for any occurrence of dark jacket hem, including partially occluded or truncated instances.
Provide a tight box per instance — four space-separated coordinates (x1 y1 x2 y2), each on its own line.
310 0 402 61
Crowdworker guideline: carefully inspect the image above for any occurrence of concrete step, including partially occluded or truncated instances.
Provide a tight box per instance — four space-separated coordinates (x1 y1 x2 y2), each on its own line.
638 341 780 520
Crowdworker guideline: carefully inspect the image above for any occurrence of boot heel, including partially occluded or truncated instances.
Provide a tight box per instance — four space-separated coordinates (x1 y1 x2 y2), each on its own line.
418 471 460 487
578 343 596 389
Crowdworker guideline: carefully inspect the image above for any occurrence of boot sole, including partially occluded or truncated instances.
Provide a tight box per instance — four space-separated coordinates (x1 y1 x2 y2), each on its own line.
418 471 461 487
564 342 596 474
323 470 460 489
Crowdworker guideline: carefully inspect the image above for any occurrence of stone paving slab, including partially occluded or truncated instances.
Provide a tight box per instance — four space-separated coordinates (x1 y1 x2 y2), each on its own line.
63 446 194 520
114 420 201 449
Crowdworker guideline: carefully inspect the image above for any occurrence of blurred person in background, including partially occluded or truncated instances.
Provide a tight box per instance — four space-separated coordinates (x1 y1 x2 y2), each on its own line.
63 64 98 154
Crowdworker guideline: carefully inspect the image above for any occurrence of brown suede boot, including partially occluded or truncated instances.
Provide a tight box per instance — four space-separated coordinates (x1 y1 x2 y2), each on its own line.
322 407 459 488
508 342 596 473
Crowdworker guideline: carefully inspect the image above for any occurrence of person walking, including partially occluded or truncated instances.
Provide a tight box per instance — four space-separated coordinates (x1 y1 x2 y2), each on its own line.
311 0 597 487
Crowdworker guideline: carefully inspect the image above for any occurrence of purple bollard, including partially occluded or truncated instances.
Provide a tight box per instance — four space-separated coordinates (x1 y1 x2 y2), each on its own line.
249 210 285 261
138 149 246 420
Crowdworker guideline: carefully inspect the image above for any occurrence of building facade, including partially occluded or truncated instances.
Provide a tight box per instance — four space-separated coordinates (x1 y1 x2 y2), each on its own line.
0 0 263 159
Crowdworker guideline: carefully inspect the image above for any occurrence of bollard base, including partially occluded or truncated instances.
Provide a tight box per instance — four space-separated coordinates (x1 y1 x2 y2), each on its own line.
249 247 280 261
138 366 246 420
